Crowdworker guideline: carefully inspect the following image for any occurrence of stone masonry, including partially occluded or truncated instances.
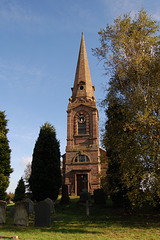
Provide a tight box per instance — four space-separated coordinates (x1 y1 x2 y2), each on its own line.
63 33 102 196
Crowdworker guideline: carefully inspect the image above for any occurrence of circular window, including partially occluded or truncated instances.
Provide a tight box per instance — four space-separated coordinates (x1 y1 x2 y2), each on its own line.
80 86 84 90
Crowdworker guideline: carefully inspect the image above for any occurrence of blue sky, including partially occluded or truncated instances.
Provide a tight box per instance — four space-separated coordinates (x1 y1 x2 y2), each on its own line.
0 0 159 193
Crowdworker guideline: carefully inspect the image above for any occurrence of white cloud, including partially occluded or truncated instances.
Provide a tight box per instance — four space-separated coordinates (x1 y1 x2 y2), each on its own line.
20 156 32 167
0 0 40 23
153 13 160 21
0 60 44 90
102 0 144 18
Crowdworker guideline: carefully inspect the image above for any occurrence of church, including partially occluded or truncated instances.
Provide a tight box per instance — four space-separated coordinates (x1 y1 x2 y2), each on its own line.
62 33 106 196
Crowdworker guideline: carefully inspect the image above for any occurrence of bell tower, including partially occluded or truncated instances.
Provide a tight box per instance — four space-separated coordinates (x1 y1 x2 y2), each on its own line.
63 33 101 195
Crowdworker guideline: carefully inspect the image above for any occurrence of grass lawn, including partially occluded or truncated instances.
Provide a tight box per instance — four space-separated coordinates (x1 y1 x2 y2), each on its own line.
0 197 160 240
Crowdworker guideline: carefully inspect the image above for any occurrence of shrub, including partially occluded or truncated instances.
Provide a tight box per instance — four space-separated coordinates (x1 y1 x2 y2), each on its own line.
94 188 106 204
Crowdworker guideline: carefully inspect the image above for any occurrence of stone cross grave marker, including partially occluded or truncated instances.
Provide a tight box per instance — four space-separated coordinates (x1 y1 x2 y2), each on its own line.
82 177 89 217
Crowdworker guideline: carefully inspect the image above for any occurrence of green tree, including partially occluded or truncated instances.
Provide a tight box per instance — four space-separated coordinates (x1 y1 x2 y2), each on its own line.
14 177 25 202
103 99 144 207
0 111 13 200
94 10 160 207
29 122 62 202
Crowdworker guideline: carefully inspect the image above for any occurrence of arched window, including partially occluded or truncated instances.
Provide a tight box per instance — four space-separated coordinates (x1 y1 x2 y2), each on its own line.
74 111 89 135
78 114 86 134
74 154 90 163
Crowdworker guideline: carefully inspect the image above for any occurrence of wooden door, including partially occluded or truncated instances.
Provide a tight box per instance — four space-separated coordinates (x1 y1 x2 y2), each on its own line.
77 174 88 196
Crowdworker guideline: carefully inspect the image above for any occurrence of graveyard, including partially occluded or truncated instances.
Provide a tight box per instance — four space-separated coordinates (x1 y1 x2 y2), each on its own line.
0 5 160 240
0 197 160 240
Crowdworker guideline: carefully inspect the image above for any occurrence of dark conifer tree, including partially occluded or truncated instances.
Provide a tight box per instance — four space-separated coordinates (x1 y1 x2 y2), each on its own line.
29 122 62 201
0 111 12 200
14 177 25 202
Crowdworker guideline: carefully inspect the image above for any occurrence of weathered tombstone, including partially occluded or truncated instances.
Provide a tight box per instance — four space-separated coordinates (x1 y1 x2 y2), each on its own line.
44 198 55 214
24 198 34 214
0 201 7 224
6 196 11 204
60 185 70 204
14 201 29 226
35 200 50 227
10 207 15 219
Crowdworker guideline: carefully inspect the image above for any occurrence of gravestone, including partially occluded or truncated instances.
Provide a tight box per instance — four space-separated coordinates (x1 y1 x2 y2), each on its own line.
24 198 34 214
6 196 11 204
35 200 50 227
10 207 15 219
14 201 29 226
44 198 55 214
60 185 70 204
0 201 7 224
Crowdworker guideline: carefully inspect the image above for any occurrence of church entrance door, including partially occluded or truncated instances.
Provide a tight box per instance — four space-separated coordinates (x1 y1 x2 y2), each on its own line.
77 174 88 196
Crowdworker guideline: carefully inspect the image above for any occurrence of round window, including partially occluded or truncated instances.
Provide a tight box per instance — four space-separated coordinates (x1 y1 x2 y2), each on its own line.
80 86 84 90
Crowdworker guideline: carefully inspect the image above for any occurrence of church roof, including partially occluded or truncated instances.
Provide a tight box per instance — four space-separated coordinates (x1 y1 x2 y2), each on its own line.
71 33 95 102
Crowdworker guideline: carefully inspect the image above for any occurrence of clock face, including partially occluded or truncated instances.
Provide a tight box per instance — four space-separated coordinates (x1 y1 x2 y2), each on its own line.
78 115 86 124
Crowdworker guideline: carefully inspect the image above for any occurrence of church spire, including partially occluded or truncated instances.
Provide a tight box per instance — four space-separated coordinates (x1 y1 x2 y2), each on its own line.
71 33 95 102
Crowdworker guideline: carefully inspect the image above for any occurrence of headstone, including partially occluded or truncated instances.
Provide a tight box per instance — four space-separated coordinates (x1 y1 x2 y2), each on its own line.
6 196 11 204
44 198 55 214
14 201 29 226
24 198 34 214
60 185 70 204
0 201 7 224
10 207 15 219
35 200 50 227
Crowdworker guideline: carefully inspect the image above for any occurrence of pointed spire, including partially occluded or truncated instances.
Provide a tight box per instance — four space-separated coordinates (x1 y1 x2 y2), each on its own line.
71 33 95 102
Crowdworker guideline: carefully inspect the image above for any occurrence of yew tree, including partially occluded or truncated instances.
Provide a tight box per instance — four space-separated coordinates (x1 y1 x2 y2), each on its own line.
0 111 13 200
14 177 25 202
94 10 160 207
29 122 62 202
